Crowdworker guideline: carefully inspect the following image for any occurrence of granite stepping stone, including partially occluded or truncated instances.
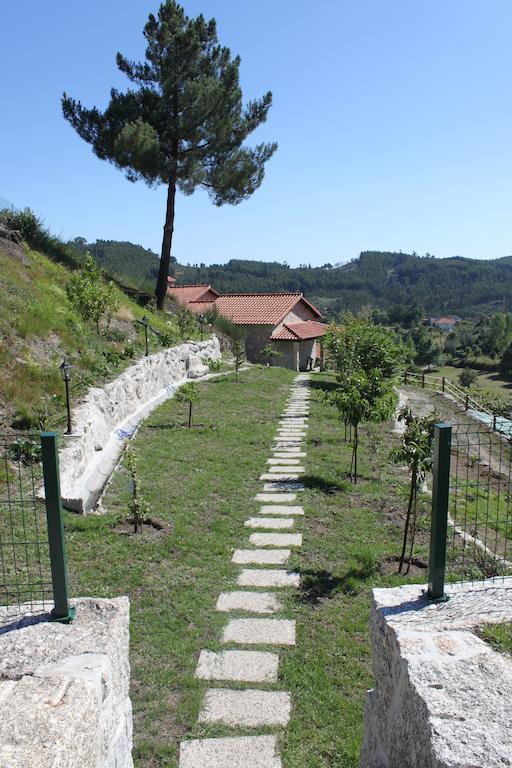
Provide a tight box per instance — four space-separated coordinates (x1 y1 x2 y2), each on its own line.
232 549 291 565
198 689 292 728
255 493 297 502
245 517 295 529
216 591 282 614
237 569 300 588
267 458 301 465
259 505 304 516
249 533 303 548
222 618 296 645
260 473 301 481
179 735 282 768
195 649 279 682
267 466 305 473
263 482 305 492
272 450 306 457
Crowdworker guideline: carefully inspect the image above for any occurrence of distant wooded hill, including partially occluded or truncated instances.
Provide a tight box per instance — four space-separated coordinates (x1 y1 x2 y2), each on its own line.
69 238 512 319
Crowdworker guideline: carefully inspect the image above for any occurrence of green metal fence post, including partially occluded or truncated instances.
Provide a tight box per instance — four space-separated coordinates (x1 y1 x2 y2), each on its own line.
41 432 75 622
427 424 452 600
421 372 425 388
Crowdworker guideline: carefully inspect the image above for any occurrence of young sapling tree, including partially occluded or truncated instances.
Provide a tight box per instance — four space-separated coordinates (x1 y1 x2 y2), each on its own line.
176 382 199 428
391 405 438 573
233 341 245 382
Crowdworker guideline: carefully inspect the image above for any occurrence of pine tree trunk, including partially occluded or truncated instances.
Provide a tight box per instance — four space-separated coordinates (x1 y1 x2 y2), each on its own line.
155 168 177 310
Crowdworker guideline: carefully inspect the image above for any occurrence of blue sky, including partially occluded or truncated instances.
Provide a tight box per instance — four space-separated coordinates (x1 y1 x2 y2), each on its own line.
1 0 511 266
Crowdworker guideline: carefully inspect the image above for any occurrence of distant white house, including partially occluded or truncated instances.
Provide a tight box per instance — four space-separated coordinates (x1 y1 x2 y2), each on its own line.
429 315 462 331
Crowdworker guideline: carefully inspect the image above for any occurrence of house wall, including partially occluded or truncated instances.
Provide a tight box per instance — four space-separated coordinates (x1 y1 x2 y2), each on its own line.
281 303 319 324
272 340 299 371
243 325 275 363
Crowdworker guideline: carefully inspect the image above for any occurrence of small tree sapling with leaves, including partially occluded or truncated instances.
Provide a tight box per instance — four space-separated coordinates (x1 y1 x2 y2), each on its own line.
391 406 438 573
176 382 199 428
233 341 245 382
260 344 282 366
331 368 397 483
323 317 402 482
125 444 150 533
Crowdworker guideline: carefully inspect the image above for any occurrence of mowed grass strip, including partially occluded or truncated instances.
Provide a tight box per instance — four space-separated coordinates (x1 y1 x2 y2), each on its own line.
63 365 295 767
278 373 427 768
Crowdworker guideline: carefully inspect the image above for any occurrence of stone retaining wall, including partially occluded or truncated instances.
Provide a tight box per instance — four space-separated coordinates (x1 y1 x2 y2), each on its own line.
360 579 512 767
0 598 132 768
59 337 221 512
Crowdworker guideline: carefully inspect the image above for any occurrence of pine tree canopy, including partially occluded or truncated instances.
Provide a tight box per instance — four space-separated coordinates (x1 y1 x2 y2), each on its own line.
62 1 277 307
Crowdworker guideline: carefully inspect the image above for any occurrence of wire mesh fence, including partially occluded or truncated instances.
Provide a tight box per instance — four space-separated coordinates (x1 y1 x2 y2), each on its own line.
446 423 512 583
0 433 53 612
0 432 73 621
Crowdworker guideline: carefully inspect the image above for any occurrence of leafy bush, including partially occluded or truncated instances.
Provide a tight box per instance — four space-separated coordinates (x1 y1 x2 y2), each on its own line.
9 437 42 466
203 356 222 371
67 253 120 334
0 208 78 268
459 368 477 388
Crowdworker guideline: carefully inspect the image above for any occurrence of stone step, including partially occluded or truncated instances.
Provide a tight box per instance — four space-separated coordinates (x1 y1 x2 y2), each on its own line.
222 618 296 646
249 533 303 548
198 689 291 727
179 735 282 768
254 493 297 503
267 466 305 473
216 591 282 614
260 473 301 481
237 569 300 588
263 482 305 492
267 458 301 465
232 549 291 565
272 450 306 457
195 649 279 682
259 505 304 516
245 517 295 529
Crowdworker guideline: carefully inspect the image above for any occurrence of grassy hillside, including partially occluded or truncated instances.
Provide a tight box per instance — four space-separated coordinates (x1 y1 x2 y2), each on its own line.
0 234 200 433
73 238 512 318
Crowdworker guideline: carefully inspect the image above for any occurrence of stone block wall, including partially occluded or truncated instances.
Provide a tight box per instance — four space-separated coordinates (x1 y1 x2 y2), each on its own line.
59 337 221 512
360 579 512 768
0 598 132 768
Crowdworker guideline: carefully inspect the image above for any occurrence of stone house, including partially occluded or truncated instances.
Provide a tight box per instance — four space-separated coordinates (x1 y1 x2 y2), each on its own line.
167 281 327 371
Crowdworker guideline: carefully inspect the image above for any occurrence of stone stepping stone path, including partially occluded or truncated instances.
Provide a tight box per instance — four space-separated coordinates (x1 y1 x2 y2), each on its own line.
216 591 282 614
196 649 280 682
232 548 291 565
199 689 292 727
244 517 295 529
179 374 311 767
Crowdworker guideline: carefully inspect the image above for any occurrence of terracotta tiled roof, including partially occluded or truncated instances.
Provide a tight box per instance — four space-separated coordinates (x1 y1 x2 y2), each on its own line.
213 293 322 325
271 320 328 341
167 285 219 310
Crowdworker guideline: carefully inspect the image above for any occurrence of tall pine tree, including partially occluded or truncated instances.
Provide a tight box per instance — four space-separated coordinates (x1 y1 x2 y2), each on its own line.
62 2 276 308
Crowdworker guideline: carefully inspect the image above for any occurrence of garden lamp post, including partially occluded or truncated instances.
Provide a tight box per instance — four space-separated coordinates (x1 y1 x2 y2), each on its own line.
199 314 204 341
60 359 73 435
142 316 149 356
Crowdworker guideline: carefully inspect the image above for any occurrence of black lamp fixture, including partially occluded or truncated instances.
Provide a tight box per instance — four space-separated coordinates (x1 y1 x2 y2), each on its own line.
142 316 149 356
198 314 204 341
59 359 73 435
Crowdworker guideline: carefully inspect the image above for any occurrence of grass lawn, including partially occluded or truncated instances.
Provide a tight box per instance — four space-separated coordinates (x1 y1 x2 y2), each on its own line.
479 622 512 656
435 364 512 395
63 367 426 767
